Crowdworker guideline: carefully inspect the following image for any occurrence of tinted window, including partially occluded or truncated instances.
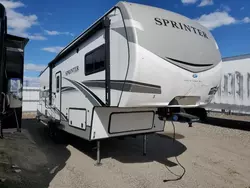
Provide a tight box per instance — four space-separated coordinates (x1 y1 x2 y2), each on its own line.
85 45 105 75
56 76 60 92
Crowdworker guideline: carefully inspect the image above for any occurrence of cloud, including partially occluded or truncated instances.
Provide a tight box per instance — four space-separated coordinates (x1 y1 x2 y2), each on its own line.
42 46 64 53
220 4 231 12
24 63 46 72
181 0 198 4
7 11 38 32
198 0 213 7
196 11 237 30
0 0 24 9
181 0 214 6
240 7 245 11
243 17 250 23
23 76 40 87
8 29 47 40
181 0 214 7
0 0 46 40
44 30 74 36
28 34 47 40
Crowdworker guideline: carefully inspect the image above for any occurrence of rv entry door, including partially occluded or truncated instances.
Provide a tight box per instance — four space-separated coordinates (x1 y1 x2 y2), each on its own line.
55 71 62 120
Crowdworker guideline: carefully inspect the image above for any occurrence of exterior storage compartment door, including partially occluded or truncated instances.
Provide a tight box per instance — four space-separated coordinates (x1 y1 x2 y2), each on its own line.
108 111 154 134
68 108 87 130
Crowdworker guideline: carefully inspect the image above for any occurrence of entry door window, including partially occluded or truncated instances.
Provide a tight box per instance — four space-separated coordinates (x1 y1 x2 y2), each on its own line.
56 75 60 93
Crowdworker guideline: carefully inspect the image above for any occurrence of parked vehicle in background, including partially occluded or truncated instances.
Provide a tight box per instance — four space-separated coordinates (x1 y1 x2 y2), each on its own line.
0 3 29 138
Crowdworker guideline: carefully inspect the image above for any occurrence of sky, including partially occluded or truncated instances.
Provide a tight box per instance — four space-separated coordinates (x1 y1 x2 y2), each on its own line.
0 0 249 86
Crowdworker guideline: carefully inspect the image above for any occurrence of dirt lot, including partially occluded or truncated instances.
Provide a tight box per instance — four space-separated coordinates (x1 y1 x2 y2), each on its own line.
0 117 249 188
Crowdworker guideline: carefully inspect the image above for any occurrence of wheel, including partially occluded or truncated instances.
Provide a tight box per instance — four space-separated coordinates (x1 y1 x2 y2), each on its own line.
198 108 207 122
48 121 63 144
36 115 40 122
48 121 56 138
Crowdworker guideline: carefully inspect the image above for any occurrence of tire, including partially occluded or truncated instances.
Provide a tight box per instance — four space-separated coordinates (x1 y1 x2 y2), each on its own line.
48 121 64 144
197 108 207 122
36 115 40 122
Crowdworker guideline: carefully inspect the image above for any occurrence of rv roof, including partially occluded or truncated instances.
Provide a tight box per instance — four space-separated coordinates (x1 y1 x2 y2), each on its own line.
47 1 123 68
45 1 185 68
6 34 29 49
222 53 250 62
41 1 219 75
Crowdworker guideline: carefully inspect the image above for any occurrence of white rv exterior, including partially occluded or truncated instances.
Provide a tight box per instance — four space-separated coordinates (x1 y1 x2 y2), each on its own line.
207 54 250 114
37 2 222 141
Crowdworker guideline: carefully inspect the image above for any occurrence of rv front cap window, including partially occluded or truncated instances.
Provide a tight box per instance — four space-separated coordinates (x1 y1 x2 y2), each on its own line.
85 44 105 76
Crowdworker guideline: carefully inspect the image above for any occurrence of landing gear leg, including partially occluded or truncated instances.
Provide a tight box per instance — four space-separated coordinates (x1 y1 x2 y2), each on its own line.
48 121 57 139
0 118 3 139
48 122 54 138
95 140 102 166
143 135 147 156
188 122 193 127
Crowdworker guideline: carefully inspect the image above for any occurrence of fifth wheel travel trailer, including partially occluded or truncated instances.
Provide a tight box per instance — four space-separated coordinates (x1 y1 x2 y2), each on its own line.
0 3 29 138
37 1 222 164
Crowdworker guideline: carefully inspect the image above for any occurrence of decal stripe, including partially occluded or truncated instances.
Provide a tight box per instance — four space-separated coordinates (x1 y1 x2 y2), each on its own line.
41 99 68 121
61 86 76 92
86 80 161 88
82 80 161 94
61 81 161 94
53 107 68 121
166 57 213 67
64 77 105 106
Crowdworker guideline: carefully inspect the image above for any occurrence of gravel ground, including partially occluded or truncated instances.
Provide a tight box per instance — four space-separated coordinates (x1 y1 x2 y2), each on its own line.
22 112 36 119
0 118 249 188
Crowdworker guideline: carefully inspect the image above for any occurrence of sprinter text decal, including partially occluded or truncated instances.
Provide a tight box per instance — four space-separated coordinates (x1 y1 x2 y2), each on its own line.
154 18 209 39
65 66 79 76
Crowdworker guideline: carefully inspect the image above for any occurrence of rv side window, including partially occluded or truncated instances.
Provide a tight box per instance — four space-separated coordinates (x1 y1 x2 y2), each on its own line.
56 76 60 92
85 44 105 75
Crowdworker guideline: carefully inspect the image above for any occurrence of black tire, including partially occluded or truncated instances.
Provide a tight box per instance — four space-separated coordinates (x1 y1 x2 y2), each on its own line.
198 108 208 122
48 121 56 138
36 115 40 122
48 122 64 144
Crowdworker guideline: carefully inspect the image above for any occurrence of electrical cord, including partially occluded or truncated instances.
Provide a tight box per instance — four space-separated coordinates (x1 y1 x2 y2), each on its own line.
163 121 186 183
